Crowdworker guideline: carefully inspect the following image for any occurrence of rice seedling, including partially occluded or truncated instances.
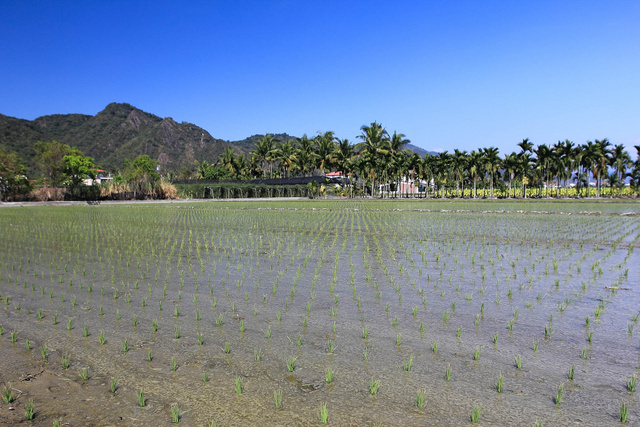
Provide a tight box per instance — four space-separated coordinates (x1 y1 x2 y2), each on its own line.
254 348 263 361
98 330 106 345
619 401 628 423
122 338 129 353
137 388 145 406
223 342 231 354
457 327 462 339
170 404 181 423
497 373 504 393
627 373 637 392
369 378 381 395
25 399 35 420
473 346 481 360
202 372 209 383
416 389 426 408
61 354 70 369
10 330 17 343
445 364 452 381
327 340 335 353
25 339 31 350
174 326 181 339
544 325 553 338
318 402 328 424
515 355 522 369
325 368 334 383
286 356 297 372
40 344 47 360
265 325 271 339
53 312 58 324
532 339 539 352
78 367 89 381
2 384 13 403
272 389 284 409
37 309 43 320
171 356 178 371
471 405 481 423
555 384 564 405
362 327 369 339
432 341 438 354
403 355 414 371
568 364 575 380
234 376 243 394
581 348 588 359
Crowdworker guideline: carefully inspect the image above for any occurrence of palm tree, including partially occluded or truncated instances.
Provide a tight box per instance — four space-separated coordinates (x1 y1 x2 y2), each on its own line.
387 132 410 196
480 147 501 198
253 134 280 178
432 151 452 198
593 138 612 197
468 150 482 199
503 152 519 198
534 144 554 197
579 141 600 197
335 138 354 190
451 149 468 198
315 131 337 175
357 122 390 197
295 135 315 177
554 140 575 198
629 145 640 194
610 144 632 195
406 152 422 197
277 139 297 178
219 147 237 175
517 139 534 198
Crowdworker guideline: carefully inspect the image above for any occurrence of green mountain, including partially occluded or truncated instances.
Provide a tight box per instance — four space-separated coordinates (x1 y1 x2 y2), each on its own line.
0 103 250 173
1 103 436 175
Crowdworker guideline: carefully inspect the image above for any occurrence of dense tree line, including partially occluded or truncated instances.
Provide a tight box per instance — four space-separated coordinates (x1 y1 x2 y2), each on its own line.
188 122 640 198
2 124 640 201
0 140 170 201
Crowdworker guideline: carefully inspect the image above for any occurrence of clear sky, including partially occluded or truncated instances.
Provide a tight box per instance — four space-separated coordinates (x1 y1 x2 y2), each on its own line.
1 1 639 156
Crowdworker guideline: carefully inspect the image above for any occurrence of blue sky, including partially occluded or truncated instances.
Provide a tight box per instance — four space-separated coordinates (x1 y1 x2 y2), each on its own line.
1 1 639 156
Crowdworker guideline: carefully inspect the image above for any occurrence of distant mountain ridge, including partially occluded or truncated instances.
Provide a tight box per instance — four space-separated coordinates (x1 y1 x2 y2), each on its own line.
0 103 249 173
0 103 436 173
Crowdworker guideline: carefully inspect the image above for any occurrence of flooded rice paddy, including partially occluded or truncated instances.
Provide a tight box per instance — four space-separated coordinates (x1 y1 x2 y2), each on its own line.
1 199 639 426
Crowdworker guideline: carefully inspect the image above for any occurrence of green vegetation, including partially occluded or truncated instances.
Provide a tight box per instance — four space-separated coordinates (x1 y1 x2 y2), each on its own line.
319 402 328 424
471 405 482 424
620 401 628 423
274 389 283 409
627 374 637 392
369 379 381 395
416 389 426 409
137 388 145 407
2 384 13 403
171 404 181 423
1 198 638 426
25 399 35 420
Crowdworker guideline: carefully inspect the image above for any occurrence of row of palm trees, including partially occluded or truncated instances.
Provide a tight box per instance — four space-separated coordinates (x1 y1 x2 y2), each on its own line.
196 122 640 198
